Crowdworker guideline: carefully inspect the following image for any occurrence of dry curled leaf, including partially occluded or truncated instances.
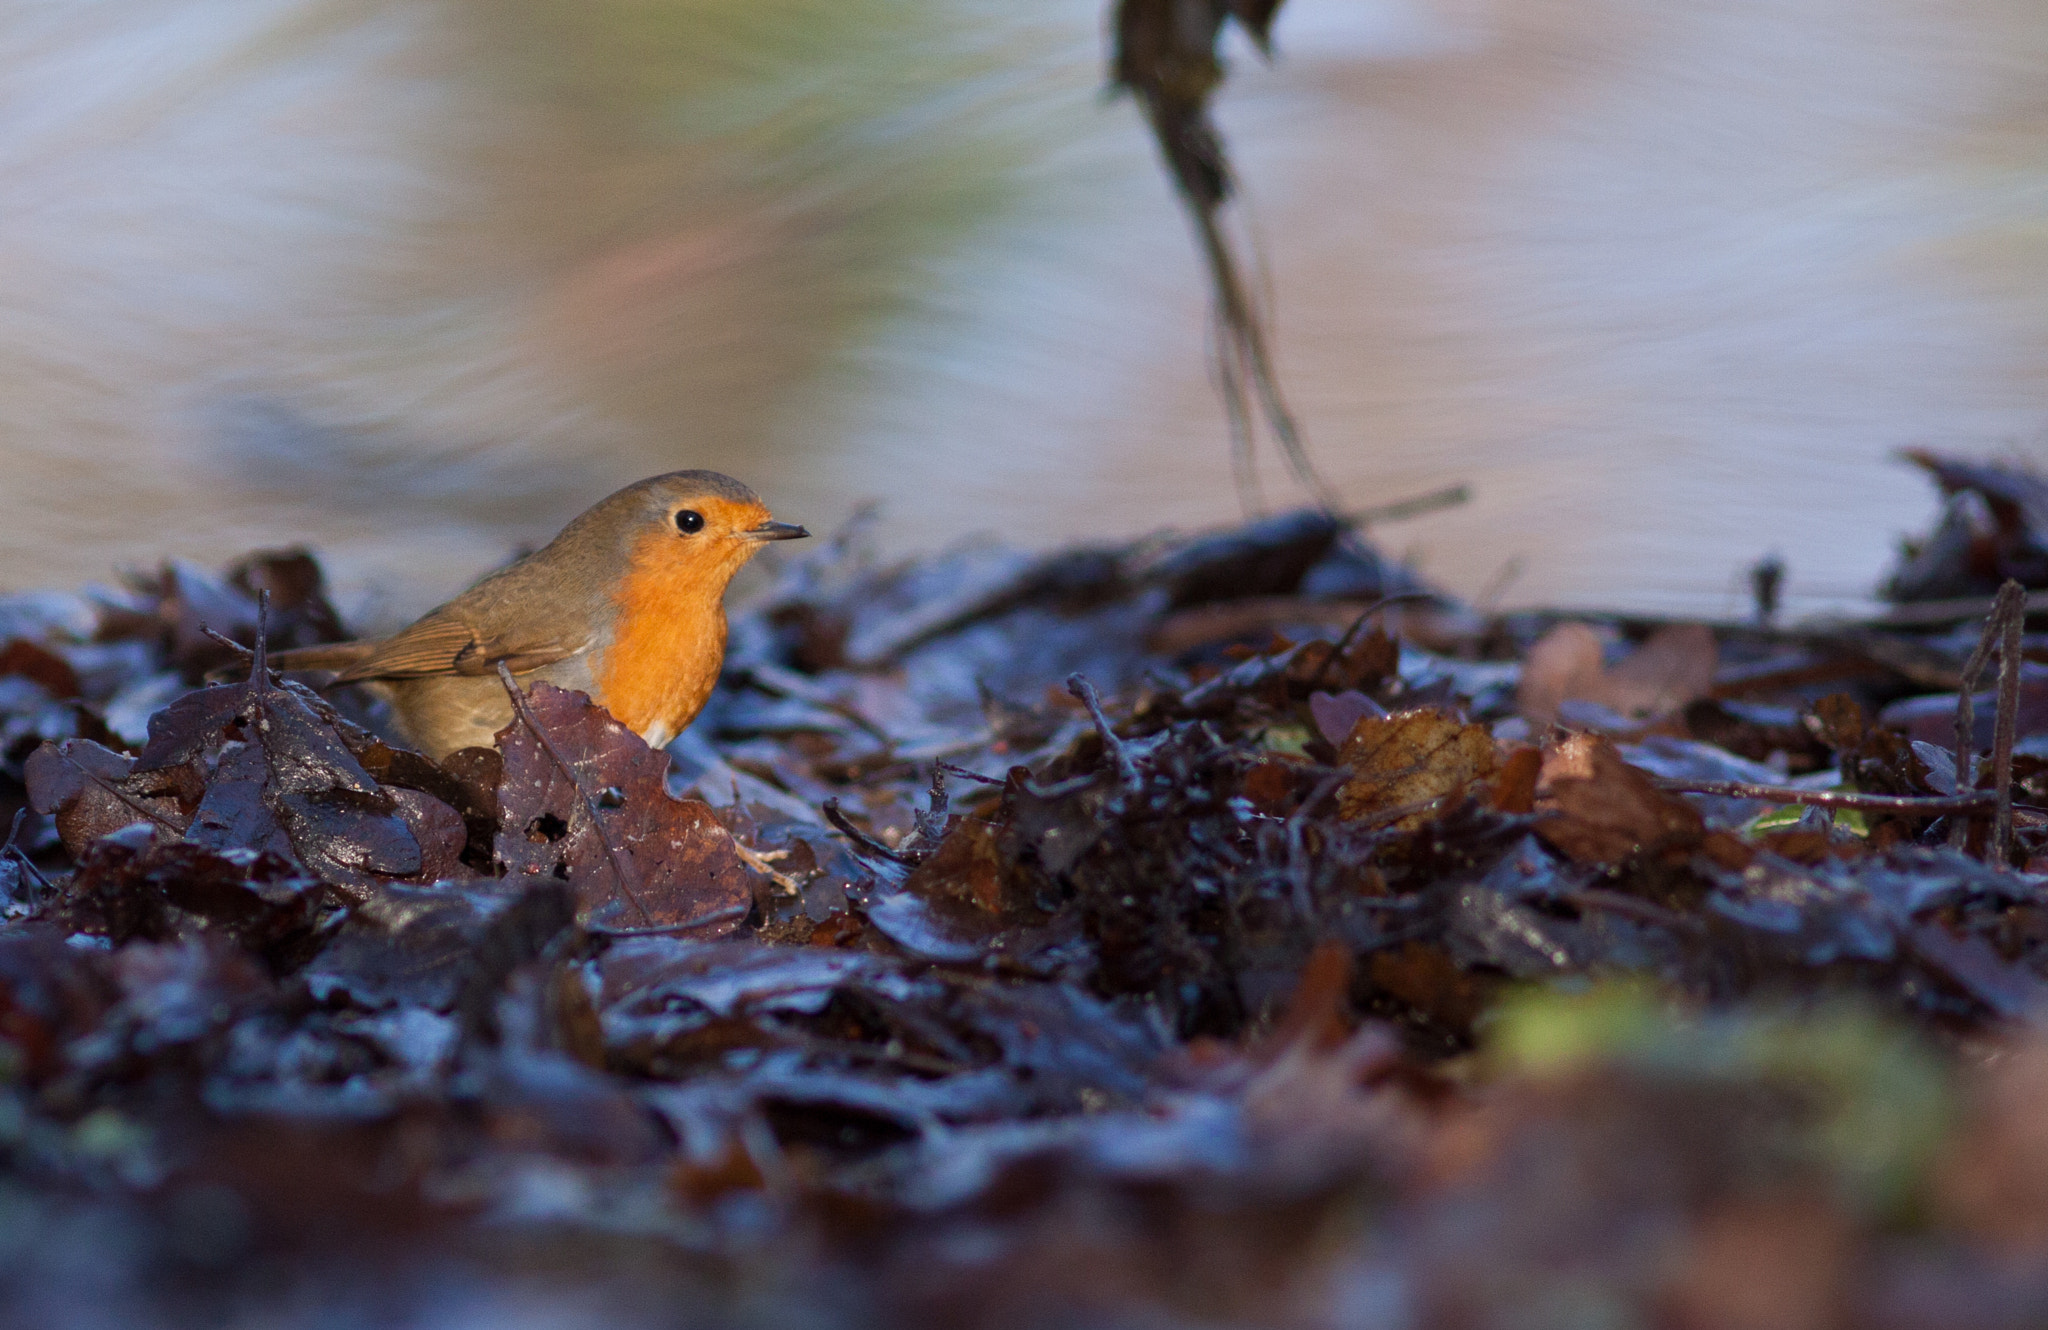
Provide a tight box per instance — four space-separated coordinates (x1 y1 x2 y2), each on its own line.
1518 622 1718 726
1337 707 1497 830
1368 942 1489 1038
25 738 183 853
495 683 755 934
136 669 422 885
1535 733 1704 865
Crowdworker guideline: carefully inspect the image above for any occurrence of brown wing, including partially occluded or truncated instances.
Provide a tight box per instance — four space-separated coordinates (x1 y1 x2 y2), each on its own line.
327 607 587 683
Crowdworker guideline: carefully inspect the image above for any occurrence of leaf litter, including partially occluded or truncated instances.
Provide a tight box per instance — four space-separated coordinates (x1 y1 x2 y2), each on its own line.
9 460 2048 1325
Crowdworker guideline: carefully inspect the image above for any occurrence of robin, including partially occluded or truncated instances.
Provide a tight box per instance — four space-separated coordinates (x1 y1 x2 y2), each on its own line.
272 471 807 759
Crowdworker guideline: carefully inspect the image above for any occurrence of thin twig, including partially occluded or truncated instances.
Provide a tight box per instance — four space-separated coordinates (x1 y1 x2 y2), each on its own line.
1067 673 1139 789
741 660 892 744
1351 792 1457 830
1992 581 2027 864
822 798 916 866
1566 888 1701 932
2 808 52 904
1211 319 1263 513
58 745 185 833
1472 555 1526 618
1189 197 1339 514
494 661 652 926
587 900 749 938
899 766 951 858
1346 485 1471 527
935 761 1005 787
733 841 803 894
1952 594 2005 848
200 625 253 662
1304 591 1437 692
252 588 269 683
1654 778 1996 814
1285 770 1349 918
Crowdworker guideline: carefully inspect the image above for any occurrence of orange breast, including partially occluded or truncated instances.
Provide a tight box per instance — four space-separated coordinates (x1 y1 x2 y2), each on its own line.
594 538 728 743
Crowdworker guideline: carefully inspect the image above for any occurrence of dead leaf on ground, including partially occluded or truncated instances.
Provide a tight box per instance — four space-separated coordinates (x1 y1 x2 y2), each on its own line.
1368 942 1489 1037
1310 690 1384 747
1661 1193 1852 1330
1518 622 1719 726
25 738 185 853
0 638 80 699
134 665 424 886
1937 1039 2048 1258
1337 707 1497 830
495 683 756 934
1535 733 1704 866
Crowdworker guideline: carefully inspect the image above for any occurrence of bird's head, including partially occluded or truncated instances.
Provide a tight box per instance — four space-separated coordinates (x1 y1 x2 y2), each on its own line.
589 470 808 608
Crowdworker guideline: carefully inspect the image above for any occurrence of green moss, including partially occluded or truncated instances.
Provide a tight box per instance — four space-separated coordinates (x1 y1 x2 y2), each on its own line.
1486 983 1955 1218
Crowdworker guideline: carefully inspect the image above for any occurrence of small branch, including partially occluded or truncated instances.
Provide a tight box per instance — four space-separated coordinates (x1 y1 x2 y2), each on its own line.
1945 582 2028 857
734 840 803 894
822 798 916 866
1952 593 2005 848
1346 485 1470 527
495 661 652 926
587 899 749 938
252 588 269 681
2 809 51 904
59 745 186 833
1992 581 2027 864
1654 778 1996 815
1353 792 1457 829
1304 590 1436 691
898 766 950 858
1566 888 1701 933
1285 770 1349 917
200 626 253 662
935 761 1005 787
741 661 892 744
1067 673 1139 788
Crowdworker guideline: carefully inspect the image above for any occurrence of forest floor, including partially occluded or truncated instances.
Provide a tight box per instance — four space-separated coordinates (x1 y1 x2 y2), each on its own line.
3 450 2048 1328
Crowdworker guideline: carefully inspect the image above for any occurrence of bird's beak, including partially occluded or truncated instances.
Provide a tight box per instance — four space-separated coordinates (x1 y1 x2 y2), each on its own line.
743 520 810 542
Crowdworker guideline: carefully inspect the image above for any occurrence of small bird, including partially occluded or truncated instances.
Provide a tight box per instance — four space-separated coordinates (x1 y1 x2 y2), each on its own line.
273 471 807 759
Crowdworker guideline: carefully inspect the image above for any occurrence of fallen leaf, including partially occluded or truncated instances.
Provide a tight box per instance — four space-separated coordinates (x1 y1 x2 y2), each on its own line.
494 683 756 934
1337 708 1498 829
303 879 576 1015
1518 622 1718 726
1535 733 1704 865
62 832 326 955
1368 942 1488 1036
1309 690 1384 747
1489 746 1542 815
25 738 184 853
0 638 80 699
1661 1193 1851 1330
129 662 423 885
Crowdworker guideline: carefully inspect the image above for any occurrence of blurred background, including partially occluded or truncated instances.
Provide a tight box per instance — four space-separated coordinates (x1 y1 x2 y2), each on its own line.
0 0 2044 622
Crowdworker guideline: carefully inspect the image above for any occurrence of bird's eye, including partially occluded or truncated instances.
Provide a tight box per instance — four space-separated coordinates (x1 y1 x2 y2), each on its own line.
674 509 705 535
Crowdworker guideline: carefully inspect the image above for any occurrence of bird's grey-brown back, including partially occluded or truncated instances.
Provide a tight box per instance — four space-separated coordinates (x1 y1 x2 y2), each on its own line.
422 471 764 652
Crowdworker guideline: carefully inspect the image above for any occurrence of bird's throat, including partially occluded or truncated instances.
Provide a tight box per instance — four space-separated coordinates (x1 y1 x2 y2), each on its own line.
595 537 738 747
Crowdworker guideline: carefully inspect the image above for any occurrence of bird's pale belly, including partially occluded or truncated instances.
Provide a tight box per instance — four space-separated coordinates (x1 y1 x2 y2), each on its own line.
378 655 602 760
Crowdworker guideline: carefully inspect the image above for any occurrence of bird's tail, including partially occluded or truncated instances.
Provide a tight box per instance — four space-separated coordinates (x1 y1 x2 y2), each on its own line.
263 641 377 674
